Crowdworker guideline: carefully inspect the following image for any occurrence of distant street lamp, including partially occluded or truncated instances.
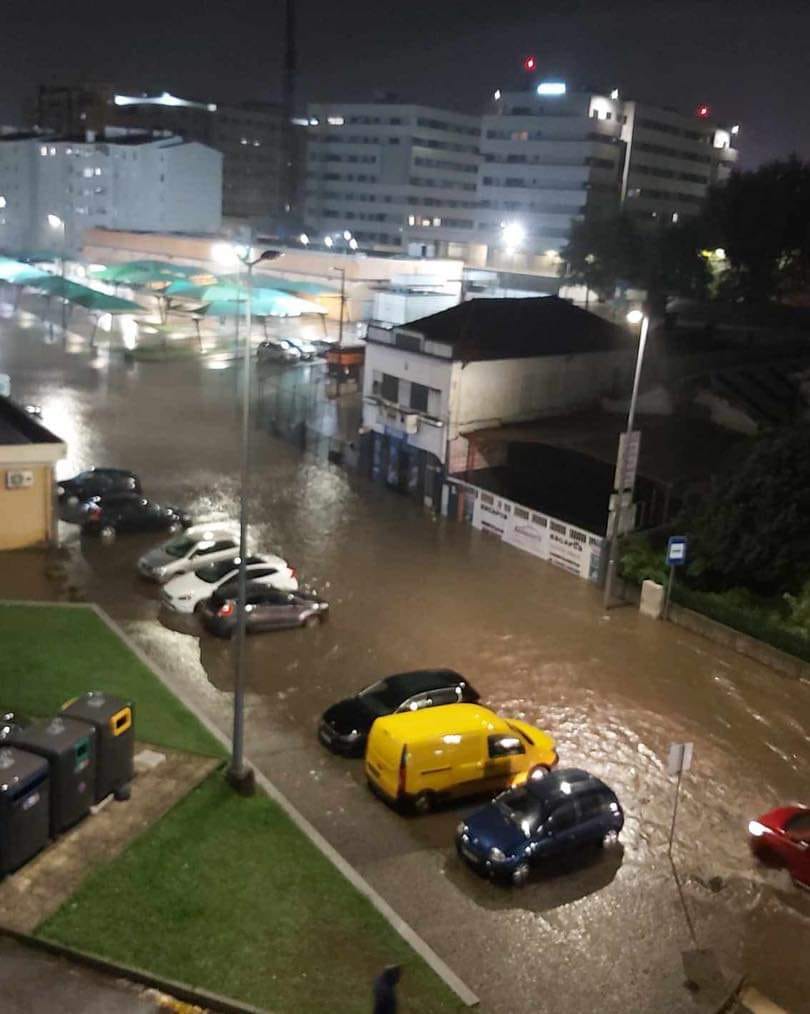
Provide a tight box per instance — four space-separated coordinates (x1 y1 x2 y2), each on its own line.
212 239 283 795
603 309 650 609
47 213 67 336
501 221 526 257
324 236 334 249
299 233 310 246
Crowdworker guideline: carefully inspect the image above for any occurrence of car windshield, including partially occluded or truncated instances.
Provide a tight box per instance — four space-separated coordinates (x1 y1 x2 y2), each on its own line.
195 558 238 583
786 811 810 839
495 788 544 837
164 535 195 559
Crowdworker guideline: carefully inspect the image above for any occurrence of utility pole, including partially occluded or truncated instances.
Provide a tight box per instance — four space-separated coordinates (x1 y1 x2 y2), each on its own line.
282 0 297 215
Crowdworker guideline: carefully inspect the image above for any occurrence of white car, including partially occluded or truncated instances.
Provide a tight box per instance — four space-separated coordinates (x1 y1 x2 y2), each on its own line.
161 554 298 615
138 522 243 583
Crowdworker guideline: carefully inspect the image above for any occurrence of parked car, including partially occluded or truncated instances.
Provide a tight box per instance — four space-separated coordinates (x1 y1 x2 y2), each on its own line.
199 581 329 637
58 467 141 505
456 768 624 886
80 493 191 537
365 703 557 813
749 805 810 888
319 669 479 757
284 337 317 360
138 521 242 583
161 554 298 615
256 339 300 364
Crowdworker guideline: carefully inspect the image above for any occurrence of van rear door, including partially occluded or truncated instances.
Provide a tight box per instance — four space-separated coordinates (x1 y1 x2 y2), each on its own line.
365 722 404 801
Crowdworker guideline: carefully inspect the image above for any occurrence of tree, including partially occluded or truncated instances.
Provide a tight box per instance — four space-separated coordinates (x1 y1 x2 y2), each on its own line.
704 157 810 302
559 212 643 301
682 426 810 593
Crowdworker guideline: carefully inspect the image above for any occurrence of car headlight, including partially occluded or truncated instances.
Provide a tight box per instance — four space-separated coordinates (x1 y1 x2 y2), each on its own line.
488 847 506 862
748 820 768 837
456 822 467 838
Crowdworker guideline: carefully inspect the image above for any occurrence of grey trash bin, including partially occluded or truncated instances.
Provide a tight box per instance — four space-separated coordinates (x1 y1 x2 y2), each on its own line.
62 692 135 803
0 746 51 875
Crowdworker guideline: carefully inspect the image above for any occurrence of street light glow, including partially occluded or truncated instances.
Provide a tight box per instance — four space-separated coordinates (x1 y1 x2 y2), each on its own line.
343 230 352 242
324 236 334 248
537 82 566 96
501 221 526 253
211 241 248 267
0 195 6 209
47 214 64 230
299 233 310 245
349 238 359 250
626 310 644 325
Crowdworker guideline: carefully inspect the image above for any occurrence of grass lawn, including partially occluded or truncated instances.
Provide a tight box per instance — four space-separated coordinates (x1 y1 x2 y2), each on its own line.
0 603 222 757
38 773 463 1013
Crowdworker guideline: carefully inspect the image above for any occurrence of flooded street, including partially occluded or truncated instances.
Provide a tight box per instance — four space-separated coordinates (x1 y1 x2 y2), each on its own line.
2 314 809 1013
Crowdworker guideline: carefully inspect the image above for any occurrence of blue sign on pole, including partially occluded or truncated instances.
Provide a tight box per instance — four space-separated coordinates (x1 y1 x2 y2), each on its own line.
666 536 687 567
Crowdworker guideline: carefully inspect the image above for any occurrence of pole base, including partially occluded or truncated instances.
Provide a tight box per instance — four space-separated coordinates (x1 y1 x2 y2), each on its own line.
225 765 256 797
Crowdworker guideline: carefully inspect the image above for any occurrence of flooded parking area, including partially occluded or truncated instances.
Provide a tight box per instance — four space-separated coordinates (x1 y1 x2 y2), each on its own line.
2 315 809 1013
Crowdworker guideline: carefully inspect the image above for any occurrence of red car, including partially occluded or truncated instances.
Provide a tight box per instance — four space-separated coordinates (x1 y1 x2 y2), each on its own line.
749 806 810 888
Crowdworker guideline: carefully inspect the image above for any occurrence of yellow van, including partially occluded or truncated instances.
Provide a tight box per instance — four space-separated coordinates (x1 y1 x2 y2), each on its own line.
364 703 557 812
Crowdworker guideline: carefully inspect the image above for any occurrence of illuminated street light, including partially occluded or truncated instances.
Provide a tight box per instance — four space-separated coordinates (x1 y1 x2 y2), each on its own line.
299 233 310 246
324 236 334 248
714 247 726 260
47 214 67 335
47 213 64 230
501 221 526 255
343 230 352 242
626 309 644 325
349 237 359 251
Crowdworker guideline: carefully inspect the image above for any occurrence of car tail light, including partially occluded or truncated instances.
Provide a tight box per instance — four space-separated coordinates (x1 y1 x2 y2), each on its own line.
218 601 235 618
398 744 408 798
289 566 298 579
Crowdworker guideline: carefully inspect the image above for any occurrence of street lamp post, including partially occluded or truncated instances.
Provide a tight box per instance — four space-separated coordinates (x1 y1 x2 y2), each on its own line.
214 241 283 795
332 266 346 348
47 214 67 337
602 309 650 609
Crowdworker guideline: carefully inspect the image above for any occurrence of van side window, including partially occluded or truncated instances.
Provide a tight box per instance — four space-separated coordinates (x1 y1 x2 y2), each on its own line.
488 735 525 758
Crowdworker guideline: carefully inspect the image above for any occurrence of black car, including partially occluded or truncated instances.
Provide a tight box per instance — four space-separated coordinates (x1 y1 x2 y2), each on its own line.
80 493 192 537
456 768 624 886
58 468 141 504
199 581 329 637
319 669 479 757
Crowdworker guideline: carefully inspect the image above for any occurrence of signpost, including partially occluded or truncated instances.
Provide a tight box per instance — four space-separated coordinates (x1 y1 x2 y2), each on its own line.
664 535 687 619
667 741 693 856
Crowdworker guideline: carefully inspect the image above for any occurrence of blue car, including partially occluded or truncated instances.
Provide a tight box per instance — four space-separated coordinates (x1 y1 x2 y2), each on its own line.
455 768 624 886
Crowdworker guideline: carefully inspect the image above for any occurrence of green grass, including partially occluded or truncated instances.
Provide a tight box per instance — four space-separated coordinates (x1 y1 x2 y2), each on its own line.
0 603 222 757
38 773 462 1014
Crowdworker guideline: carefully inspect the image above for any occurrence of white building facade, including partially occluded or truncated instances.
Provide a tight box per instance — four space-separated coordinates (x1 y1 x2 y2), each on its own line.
0 131 222 255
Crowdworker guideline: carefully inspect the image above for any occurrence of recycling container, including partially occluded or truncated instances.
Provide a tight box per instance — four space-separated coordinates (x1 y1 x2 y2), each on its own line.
0 711 28 742
0 746 51 875
10 716 96 835
62 692 134 803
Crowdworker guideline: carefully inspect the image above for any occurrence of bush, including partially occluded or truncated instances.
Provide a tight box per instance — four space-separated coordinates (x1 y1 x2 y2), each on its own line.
619 535 668 586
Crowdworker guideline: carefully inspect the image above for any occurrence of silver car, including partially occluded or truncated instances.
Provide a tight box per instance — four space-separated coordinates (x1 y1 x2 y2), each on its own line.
138 522 241 583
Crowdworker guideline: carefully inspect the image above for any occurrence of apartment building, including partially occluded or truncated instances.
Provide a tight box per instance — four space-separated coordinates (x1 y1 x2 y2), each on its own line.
0 130 222 255
35 84 286 223
303 102 481 254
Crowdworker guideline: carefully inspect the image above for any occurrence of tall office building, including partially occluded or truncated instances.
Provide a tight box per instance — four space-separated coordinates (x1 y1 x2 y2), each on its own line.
35 84 286 224
303 84 739 270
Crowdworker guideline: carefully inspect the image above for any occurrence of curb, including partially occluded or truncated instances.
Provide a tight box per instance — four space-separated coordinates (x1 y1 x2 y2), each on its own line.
0 926 267 1014
10 600 479 1008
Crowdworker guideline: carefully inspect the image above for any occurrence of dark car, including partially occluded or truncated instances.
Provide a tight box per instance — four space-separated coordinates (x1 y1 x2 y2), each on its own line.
319 669 479 757
58 468 141 504
199 581 329 637
80 493 192 537
749 805 810 889
456 768 624 886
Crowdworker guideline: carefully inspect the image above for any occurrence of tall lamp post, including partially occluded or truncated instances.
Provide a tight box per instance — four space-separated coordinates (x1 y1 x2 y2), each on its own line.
602 309 650 609
213 241 283 795
47 213 67 336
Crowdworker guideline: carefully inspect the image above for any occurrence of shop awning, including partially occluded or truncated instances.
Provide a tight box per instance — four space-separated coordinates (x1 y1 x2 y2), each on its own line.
0 258 51 284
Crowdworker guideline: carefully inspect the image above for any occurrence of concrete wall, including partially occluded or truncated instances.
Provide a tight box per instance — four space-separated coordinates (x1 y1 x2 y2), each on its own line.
0 463 56 549
159 142 222 233
453 350 627 433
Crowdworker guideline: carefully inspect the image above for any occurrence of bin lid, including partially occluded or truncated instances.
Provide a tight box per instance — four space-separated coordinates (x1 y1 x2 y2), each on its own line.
10 715 95 755
63 692 131 723
0 746 49 792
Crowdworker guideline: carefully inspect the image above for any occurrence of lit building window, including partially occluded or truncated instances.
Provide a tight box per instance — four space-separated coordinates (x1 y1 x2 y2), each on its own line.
40 146 48 157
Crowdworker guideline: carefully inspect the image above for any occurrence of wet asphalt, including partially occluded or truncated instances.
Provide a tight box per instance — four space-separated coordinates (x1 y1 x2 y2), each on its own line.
1 306 809 1014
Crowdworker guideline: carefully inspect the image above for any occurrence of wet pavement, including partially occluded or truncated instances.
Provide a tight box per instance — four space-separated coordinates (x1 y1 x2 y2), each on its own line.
1 312 809 1013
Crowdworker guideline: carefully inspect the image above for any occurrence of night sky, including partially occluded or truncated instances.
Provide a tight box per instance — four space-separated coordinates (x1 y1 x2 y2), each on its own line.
3 0 809 168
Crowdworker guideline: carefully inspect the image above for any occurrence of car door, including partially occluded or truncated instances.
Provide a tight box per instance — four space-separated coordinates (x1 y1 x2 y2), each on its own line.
250 589 293 630
576 792 609 846
112 498 137 531
538 800 580 858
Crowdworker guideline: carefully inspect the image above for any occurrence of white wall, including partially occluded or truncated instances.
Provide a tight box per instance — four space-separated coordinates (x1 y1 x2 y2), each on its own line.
160 141 222 233
373 290 458 326
453 351 628 434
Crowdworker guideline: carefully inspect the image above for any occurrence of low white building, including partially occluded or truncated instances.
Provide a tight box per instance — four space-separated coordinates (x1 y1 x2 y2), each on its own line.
0 129 222 255
362 296 632 503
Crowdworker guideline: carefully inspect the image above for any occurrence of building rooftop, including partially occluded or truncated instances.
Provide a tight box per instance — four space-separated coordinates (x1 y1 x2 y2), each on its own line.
401 296 630 361
0 397 63 447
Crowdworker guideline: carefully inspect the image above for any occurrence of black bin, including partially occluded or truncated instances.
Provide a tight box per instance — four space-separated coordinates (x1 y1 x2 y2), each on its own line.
62 692 135 803
11 717 96 835
0 746 51 876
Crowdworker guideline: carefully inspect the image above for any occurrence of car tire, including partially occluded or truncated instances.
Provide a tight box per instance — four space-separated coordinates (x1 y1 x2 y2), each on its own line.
753 845 781 868
601 828 620 847
511 862 531 887
412 791 436 815
100 525 116 539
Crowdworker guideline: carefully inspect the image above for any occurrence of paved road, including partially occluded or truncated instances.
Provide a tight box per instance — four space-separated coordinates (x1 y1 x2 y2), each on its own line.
2 313 809 1013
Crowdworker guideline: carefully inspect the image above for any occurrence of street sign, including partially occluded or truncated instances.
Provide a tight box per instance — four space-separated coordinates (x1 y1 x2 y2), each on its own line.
613 430 641 491
666 536 688 567
667 742 694 777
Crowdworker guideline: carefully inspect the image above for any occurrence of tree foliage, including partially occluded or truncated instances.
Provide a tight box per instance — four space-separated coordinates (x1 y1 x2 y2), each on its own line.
704 157 810 303
682 426 810 593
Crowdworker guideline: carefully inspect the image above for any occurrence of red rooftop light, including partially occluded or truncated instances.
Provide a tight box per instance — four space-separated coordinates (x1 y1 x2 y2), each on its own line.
523 55 537 72
696 104 711 118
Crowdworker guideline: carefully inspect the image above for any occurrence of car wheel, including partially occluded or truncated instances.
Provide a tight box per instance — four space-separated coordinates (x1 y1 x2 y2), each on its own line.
753 845 781 868
511 862 531 887
601 828 620 847
100 525 116 539
412 791 436 815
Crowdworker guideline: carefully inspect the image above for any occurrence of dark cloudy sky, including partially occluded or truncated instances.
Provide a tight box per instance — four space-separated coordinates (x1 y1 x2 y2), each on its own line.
2 0 808 168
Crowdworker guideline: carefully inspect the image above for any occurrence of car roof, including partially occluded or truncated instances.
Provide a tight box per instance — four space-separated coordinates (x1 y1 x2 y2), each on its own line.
84 467 136 477
183 523 239 542
526 768 612 803
381 669 466 698
94 492 143 504
213 580 294 602
372 703 505 741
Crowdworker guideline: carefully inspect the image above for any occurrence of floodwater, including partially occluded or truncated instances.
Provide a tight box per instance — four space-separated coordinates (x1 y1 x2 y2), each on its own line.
2 311 809 1013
